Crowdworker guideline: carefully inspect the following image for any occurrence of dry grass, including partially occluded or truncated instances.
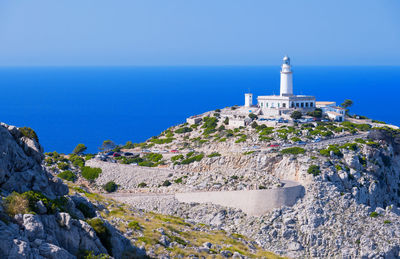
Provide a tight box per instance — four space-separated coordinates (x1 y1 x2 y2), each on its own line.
3 192 30 216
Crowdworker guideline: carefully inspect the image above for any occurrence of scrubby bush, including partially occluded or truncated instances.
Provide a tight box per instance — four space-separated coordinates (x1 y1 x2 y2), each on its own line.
137 182 147 188
103 181 117 193
138 161 156 167
58 170 77 182
100 140 116 151
57 162 69 170
280 147 306 155
81 166 102 181
69 154 85 168
171 154 184 162
175 127 193 134
181 154 204 164
144 153 163 162
3 192 30 216
162 180 172 187
223 117 229 125
86 218 112 254
174 177 183 184
207 152 221 158
150 138 174 144
319 145 343 158
369 212 379 218
19 126 39 142
307 165 321 176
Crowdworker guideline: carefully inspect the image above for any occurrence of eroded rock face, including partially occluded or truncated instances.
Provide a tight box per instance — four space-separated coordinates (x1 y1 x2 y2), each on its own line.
0 123 67 198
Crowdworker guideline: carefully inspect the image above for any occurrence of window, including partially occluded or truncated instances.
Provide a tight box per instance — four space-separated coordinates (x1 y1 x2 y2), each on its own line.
291 103 295 108
278 103 280 108
261 103 263 107
296 103 299 107
305 103 309 107
301 103 304 108
310 102 314 107
283 103 286 108
266 102 268 107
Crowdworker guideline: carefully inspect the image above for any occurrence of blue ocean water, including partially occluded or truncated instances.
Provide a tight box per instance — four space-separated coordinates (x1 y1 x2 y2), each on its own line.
0 66 398 153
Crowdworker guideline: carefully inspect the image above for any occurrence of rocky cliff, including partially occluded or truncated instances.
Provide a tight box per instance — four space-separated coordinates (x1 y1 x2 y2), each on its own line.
0 123 145 259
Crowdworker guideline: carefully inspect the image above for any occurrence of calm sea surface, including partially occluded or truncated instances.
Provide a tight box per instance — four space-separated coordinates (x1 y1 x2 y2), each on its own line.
0 66 398 153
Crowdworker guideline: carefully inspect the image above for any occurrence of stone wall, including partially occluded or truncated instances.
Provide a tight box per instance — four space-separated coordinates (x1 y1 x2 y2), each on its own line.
175 180 304 216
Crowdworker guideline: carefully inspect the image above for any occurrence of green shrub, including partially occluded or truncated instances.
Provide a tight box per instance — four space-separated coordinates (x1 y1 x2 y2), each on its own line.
137 182 147 188
281 147 306 155
223 117 229 125
355 138 366 144
369 212 379 218
81 167 102 181
291 137 301 142
175 127 193 134
207 152 221 158
57 162 69 170
235 135 247 143
127 221 142 230
174 177 183 184
58 170 77 182
181 154 204 164
307 165 321 176
86 218 112 254
138 161 156 167
103 181 117 193
69 154 85 168
384 220 391 224
19 127 39 142
149 138 174 144
171 154 184 162
144 153 163 162
162 180 172 187
339 143 358 151
319 145 343 158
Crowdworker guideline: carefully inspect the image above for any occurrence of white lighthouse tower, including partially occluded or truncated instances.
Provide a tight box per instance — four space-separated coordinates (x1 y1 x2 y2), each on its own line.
280 55 293 96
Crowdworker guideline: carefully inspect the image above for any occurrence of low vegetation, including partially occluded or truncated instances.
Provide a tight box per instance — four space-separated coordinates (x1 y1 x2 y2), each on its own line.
280 147 306 155
81 166 102 181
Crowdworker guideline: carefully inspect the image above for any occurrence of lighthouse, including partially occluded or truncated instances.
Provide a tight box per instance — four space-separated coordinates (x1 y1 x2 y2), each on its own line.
280 56 293 96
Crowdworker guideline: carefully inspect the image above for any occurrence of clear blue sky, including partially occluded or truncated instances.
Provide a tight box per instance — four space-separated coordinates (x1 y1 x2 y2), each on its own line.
1 0 399 66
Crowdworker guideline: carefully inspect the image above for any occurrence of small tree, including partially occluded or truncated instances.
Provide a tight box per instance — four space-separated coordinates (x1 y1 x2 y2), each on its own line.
73 144 87 155
291 111 302 120
341 99 353 109
100 140 116 151
341 99 353 115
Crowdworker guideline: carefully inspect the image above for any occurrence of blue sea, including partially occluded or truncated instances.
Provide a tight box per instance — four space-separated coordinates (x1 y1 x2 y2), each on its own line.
0 66 399 153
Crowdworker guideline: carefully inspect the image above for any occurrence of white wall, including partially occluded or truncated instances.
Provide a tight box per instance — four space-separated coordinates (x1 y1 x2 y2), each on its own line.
175 181 304 216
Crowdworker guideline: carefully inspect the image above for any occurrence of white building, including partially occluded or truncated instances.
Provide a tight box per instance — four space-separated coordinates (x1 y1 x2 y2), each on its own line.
254 56 316 116
316 101 345 122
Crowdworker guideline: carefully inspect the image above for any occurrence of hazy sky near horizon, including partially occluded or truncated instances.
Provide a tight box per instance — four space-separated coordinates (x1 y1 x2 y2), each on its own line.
1 0 399 66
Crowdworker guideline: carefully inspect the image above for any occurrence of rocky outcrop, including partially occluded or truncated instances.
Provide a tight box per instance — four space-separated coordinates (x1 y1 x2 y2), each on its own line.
0 123 67 199
0 123 146 259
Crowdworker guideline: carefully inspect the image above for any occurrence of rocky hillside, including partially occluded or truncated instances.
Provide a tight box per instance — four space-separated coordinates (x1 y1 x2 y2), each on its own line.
0 122 283 258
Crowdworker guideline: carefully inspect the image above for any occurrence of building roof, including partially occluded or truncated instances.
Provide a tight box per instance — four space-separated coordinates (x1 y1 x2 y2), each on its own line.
326 111 343 117
316 101 336 105
332 106 345 110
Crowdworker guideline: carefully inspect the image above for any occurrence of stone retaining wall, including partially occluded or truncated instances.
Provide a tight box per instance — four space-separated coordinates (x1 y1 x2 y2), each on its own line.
175 180 305 216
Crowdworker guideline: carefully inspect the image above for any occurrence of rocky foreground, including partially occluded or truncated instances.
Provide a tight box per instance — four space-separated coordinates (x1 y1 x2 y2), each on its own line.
0 122 283 258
